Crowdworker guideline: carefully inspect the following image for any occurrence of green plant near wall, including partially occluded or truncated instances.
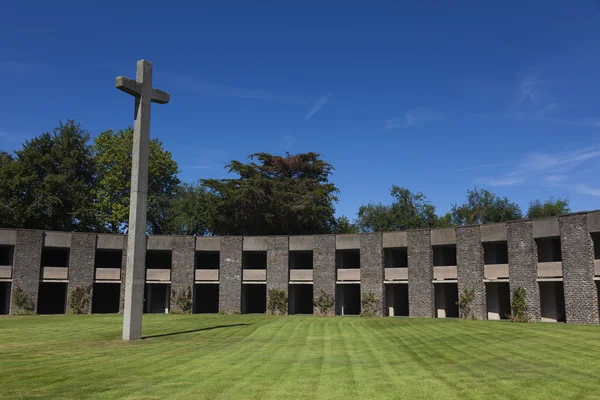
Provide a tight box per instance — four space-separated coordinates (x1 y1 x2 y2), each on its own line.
69 285 92 315
509 287 529 322
12 285 35 315
457 288 476 320
170 286 193 314
267 289 287 315
313 290 334 316
360 292 380 317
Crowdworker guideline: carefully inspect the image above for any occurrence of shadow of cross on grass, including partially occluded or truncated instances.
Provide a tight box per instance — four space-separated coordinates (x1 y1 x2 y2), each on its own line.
142 324 250 340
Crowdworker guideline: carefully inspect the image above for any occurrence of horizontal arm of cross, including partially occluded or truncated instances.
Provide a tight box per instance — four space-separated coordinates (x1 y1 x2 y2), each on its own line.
151 88 170 104
115 76 141 97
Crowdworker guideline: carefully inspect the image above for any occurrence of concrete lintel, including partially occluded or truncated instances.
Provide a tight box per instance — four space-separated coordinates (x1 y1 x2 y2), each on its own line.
147 236 173 250
289 236 314 251
196 237 220 251
44 232 72 248
430 228 456 246
432 279 458 284
480 224 507 242
97 234 124 250
336 234 360 250
588 211 600 232
243 236 267 251
0 230 17 246
532 218 560 238
382 232 408 248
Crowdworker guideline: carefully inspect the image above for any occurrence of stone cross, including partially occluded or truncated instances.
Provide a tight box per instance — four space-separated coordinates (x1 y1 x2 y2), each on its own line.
116 60 170 341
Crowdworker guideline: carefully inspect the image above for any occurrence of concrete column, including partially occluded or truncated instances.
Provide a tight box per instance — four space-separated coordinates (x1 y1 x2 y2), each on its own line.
507 221 540 320
10 230 43 314
219 237 242 314
407 229 434 317
170 236 196 312
267 236 289 314
119 236 128 313
456 226 486 320
313 234 335 316
360 232 384 316
67 233 97 314
560 214 599 324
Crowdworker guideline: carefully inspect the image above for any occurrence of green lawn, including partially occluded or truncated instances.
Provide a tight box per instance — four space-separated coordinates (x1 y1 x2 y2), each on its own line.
1 315 599 399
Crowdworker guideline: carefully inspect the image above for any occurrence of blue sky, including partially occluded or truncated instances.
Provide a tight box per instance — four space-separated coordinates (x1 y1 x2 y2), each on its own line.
1 1 599 219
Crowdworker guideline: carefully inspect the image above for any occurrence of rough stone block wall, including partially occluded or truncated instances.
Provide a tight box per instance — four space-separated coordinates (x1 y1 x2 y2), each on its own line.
407 229 434 318
11 230 43 314
456 226 486 320
507 221 540 320
119 236 128 312
360 233 384 316
219 237 242 313
267 236 289 314
560 214 599 324
313 235 335 316
171 236 196 312
67 233 96 314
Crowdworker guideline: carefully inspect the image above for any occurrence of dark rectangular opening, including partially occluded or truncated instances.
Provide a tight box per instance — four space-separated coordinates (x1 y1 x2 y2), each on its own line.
242 251 267 270
433 245 457 267
146 250 172 269
336 249 360 269
336 284 360 315
194 284 219 313
144 283 170 313
483 242 508 264
41 248 69 267
196 251 220 269
435 283 458 318
0 245 14 266
92 283 121 313
0 282 10 314
592 233 600 260
289 284 313 314
384 248 408 268
289 251 313 269
536 237 562 262
37 282 67 314
94 249 122 268
242 284 266 313
385 283 408 316
539 281 566 322
485 282 510 320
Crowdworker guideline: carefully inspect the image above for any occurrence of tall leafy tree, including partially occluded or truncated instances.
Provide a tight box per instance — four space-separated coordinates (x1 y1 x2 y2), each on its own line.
527 198 570 219
202 152 338 235
92 127 180 233
450 187 522 225
161 183 216 235
0 151 19 227
332 216 359 234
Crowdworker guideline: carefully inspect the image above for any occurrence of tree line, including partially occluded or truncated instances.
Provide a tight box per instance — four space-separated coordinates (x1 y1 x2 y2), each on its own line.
0 120 571 235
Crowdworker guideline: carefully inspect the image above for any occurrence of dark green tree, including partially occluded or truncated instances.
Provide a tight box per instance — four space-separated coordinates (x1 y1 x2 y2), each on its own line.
0 151 19 227
449 187 522 225
332 216 359 234
527 198 570 219
161 183 216 235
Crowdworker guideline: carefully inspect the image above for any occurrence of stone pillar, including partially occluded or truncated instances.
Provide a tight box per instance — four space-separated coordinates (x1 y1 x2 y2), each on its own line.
11 230 43 314
119 236 128 313
360 233 384 316
219 237 242 314
267 236 289 314
507 221 540 320
456 226 486 320
171 236 196 313
408 229 434 318
67 233 97 314
313 235 335 316
560 214 599 324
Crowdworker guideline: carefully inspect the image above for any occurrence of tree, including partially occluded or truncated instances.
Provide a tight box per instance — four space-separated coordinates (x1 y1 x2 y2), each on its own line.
527 198 570 219
356 186 440 232
202 152 338 235
161 183 215 235
92 127 180 233
332 216 359 234
1 120 96 231
449 187 522 225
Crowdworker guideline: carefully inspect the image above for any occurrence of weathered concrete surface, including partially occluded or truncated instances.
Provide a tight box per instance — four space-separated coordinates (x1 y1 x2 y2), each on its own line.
289 236 313 251
382 231 407 248
313 235 335 315
360 233 384 316
0 230 17 246
431 228 456 246
147 236 173 250
408 229 434 317
11 230 43 314
170 236 195 312
532 217 560 238
456 226 486 320
560 214 599 324
219 237 242 313
267 237 288 314
196 237 220 251
588 211 600 232
336 234 360 250
97 234 124 250
67 233 96 314
480 224 507 242
507 221 540 321
243 236 267 251
44 232 72 248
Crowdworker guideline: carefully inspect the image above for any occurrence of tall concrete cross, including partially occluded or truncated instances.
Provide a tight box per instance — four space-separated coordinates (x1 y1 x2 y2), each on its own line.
116 60 170 341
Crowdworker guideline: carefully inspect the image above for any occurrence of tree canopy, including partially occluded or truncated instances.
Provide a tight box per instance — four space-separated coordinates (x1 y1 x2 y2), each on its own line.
449 187 522 225
527 198 570 219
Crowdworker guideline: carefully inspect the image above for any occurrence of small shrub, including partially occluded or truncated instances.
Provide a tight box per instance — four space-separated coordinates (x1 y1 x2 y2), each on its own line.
170 286 193 314
12 286 35 315
508 287 529 322
313 290 334 316
69 285 92 315
267 289 287 315
457 288 475 320
360 292 380 317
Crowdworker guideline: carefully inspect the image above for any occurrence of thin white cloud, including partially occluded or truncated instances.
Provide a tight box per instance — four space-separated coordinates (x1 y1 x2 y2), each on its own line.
385 109 445 130
520 147 600 172
280 135 296 150
544 175 567 183
573 184 600 197
476 176 525 187
305 94 332 121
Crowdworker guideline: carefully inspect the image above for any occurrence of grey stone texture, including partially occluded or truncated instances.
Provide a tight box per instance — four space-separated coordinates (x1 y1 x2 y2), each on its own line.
267 236 289 314
507 221 540 320
313 235 336 316
67 233 96 314
219 237 242 313
119 237 128 312
456 226 486 320
11 230 43 314
360 233 384 316
407 229 434 318
170 236 195 312
559 214 599 324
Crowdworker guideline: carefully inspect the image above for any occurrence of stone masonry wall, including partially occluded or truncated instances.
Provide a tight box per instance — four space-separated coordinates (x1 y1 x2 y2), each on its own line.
507 221 540 320
171 236 196 312
360 233 384 316
267 236 289 314
11 230 43 314
67 233 96 314
219 236 242 313
408 229 434 318
313 235 335 316
456 226 486 320
560 214 599 324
